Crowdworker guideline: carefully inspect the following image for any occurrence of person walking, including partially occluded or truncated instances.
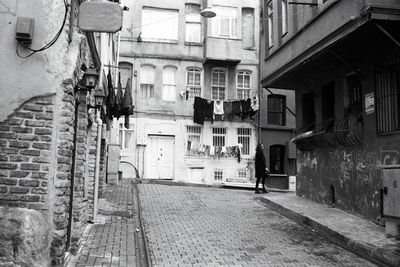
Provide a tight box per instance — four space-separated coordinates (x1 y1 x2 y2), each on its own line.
255 143 268 194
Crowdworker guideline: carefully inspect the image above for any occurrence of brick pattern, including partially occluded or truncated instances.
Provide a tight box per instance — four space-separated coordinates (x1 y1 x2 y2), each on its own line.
0 95 54 210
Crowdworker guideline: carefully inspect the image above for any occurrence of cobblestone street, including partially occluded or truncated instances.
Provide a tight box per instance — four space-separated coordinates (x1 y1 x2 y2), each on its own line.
138 184 377 267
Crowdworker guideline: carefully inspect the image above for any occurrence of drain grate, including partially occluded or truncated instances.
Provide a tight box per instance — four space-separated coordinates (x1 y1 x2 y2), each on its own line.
98 209 132 218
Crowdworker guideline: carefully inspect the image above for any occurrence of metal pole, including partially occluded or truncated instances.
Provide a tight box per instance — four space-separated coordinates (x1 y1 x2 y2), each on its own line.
93 109 103 221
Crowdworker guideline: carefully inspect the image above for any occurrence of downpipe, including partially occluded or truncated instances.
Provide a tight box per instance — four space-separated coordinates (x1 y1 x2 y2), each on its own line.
93 110 102 221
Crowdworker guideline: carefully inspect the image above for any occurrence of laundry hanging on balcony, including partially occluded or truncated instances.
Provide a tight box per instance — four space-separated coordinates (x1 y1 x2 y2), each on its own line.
193 96 258 124
114 72 124 119
186 140 243 162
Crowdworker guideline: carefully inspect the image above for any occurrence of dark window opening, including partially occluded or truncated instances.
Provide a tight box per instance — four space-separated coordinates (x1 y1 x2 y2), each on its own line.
375 57 400 134
321 82 335 130
270 144 285 174
302 93 315 131
330 185 336 205
345 74 362 113
268 94 286 126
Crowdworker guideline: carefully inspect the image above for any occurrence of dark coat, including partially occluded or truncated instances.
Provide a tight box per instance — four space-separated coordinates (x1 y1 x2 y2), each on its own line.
255 150 267 178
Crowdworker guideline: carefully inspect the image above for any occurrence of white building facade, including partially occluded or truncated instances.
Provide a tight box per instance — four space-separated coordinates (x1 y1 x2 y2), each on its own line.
114 0 261 185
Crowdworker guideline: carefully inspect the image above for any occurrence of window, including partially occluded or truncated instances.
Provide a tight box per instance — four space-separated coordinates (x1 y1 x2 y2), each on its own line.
185 4 201 43
141 7 178 42
186 126 202 156
186 68 202 100
214 169 223 181
242 8 254 48
212 128 226 147
162 66 177 101
212 69 227 100
139 65 155 98
270 145 285 174
267 1 274 47
281 0 288 35
237 128 251 155
302 93 315 131
119 62 133 90
211 6 238 38
268 94 286 126
321 82 335 131
237 71 251 100
186 126 202 143
375 57 400 134
345 74 362 113
238 168 247 179
119 123 135 149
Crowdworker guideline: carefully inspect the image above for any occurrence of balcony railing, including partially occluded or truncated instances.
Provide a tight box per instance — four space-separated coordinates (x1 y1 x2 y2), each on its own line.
292 112 363 151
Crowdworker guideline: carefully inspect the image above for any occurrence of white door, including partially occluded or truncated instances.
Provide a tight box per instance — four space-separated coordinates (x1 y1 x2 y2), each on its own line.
189 168 204 184
147 135 175 179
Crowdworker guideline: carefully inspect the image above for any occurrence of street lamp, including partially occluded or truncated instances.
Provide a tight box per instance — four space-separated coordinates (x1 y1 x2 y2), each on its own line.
200 7 216 18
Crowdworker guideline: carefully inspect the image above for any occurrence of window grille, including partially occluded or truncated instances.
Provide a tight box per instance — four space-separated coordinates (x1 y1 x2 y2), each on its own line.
212 69 226 100
237 128 251 155
375 57 400 134
187 68 202 100
212 128 226 147
237 71 251 100
214 169 223 181
238 168 247 178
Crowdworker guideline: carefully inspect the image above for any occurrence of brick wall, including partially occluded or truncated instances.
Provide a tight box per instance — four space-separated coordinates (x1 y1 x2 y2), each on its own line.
0 95 54 210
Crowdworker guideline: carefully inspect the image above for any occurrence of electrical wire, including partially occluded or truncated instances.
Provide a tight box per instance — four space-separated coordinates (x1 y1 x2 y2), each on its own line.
16 0 68 58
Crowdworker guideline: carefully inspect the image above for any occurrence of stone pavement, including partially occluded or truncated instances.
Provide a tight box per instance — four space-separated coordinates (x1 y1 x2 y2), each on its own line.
138 184 377 266
257 193 400 267
65 179 147 267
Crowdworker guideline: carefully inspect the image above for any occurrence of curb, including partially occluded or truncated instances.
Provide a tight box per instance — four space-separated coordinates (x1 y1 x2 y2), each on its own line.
256 197 400 267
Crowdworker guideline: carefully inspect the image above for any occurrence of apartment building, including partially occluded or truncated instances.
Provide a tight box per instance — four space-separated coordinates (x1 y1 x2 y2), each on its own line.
116 0 261 185
260 0 400 231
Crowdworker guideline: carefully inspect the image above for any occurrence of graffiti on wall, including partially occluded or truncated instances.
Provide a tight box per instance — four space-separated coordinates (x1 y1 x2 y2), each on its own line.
381 149 400 167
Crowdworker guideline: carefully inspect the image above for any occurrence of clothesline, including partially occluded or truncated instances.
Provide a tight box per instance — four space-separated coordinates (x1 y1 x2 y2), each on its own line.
187 141 244 162
193 96 259 125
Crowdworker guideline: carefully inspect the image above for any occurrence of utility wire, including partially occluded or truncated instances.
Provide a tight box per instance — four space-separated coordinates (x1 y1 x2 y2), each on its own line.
16 0 68 58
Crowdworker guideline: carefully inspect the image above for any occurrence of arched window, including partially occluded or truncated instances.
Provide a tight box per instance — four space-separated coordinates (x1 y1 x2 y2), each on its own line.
236 70 251 100
139 65 155 98
162 66 177 101
269 144 285 174
186 68 202 100
211 68 227 100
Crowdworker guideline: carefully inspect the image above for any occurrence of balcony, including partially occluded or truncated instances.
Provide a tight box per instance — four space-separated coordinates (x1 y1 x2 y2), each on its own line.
292 112 363 151
204 37 241 66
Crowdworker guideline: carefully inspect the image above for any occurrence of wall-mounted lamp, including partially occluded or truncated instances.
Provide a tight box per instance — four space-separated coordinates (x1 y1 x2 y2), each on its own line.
137 32 142 42
83 66 99 90
200 7 216 18
93 89 106 108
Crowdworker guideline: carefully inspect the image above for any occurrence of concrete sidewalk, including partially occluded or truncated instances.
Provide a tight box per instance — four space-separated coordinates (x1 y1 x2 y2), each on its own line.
256 193 400 267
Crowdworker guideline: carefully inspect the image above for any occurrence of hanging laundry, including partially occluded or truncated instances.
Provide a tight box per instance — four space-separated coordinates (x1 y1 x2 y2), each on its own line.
114 72 124 119
213 100 224 120
193 97 206 125
204 99 214 123
232 100 242 119
122 78 134 128
241 98 252 121
249 96 259 119
237 144 243 163
223 101 233 121
209 146 215 157
221 146 227 157
187 140 192 153
106 70 115 121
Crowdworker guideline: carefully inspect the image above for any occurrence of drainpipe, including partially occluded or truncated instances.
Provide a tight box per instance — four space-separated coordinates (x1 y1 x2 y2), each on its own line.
93 110 103 221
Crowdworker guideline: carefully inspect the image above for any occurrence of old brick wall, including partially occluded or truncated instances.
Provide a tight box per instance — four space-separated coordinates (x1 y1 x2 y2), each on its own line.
0 95 55 266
